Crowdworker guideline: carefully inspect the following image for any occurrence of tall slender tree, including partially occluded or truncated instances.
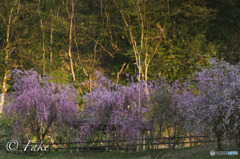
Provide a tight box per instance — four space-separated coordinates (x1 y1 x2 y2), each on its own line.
38 0 46 76
66 0 76 82
111 0 163 81
0 0 21 114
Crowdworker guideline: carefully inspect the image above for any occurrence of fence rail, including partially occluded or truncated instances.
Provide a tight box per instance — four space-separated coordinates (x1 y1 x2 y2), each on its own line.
0 135 217 153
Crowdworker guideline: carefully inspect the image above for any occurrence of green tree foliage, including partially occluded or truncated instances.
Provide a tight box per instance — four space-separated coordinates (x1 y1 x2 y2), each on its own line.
206 0 240 64
0 0 239 87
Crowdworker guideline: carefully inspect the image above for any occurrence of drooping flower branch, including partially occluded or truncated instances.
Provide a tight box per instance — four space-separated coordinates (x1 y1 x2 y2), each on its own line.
5 69 78 142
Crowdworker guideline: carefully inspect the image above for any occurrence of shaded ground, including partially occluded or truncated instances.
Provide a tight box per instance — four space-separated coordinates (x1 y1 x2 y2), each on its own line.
0 141 238 159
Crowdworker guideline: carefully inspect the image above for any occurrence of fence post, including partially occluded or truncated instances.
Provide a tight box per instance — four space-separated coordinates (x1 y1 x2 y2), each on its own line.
190 134 192 147
87 141 90 151
75 142 78 152
105 132 109 152
75 131 79 152
143 134 146 151
147 136 150 150
48 143 51 153
35 134 218 152
83 139 86 150
68 142 70 153
168 136 171 149
136 131 140 151
139 134 142 151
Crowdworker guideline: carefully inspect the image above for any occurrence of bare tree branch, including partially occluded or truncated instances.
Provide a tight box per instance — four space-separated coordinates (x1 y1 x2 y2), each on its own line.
0 13 7 26
86 34 114 58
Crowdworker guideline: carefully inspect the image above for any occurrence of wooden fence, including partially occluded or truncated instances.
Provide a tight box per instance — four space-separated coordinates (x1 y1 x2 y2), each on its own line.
0 135 216 153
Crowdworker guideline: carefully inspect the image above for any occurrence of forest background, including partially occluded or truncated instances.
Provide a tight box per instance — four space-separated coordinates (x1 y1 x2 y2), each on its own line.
0 0 240 151
1 0 240 91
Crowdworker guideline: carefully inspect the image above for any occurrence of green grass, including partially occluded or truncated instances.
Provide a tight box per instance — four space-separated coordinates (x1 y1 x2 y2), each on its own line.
0 141 239 159
151 141 239 159
0 151 149 159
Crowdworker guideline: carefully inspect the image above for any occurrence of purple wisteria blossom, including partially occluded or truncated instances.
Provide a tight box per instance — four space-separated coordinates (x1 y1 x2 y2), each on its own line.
177 58 240 150
5 69 78 142
78 72 154 140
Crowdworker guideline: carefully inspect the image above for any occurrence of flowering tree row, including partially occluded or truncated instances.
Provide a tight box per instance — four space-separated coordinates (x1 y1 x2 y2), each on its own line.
79 59 240 150
2 58 240 150
78 71 184 143
4 69 78 142
177 59 240 150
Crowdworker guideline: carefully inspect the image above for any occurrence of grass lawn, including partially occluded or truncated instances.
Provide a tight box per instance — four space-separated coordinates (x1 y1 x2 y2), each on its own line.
0 141 238 159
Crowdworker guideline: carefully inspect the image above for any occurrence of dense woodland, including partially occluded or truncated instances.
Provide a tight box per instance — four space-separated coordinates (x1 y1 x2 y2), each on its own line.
1 0 240 88
0 0 240 152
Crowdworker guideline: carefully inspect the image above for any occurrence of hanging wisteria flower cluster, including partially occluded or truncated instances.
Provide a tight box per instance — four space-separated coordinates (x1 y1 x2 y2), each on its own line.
4 58 240 150
177 58 240 150
5 69 78 142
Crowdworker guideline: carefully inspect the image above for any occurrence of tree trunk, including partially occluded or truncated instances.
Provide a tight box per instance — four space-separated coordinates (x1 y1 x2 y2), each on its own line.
0 5 13 114
144 64 148 81
50 9 53 73
42 30 46 76
68 0 76 82
0 72 7 114
38 0 46 76
116 63 127 85
113 0 161 85
1 41 10 114
89 75 92 92
167 0 170 13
